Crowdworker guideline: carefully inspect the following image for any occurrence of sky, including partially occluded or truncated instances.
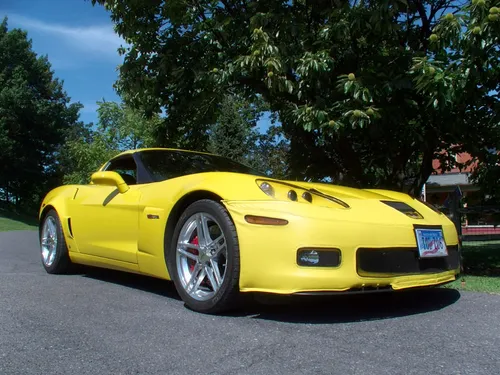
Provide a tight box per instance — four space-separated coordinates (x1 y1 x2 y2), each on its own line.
2 0 124 125
1 0 272 133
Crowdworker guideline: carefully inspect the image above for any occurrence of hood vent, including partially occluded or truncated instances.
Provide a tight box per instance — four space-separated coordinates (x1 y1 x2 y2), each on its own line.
309 188 350 208
381 200 423 219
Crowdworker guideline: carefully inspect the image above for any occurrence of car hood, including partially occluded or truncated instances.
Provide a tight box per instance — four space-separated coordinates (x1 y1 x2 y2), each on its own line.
281 180 409 202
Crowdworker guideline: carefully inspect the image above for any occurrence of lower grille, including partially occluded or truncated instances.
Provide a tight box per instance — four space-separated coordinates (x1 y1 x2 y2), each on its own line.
357 245 460 276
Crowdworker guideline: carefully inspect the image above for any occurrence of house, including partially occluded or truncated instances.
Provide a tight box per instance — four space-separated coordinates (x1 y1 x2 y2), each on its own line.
424 151 480 207
424 150 500 236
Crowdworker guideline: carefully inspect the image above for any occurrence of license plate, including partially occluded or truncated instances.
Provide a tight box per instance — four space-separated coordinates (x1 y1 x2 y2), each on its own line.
415 228 448 258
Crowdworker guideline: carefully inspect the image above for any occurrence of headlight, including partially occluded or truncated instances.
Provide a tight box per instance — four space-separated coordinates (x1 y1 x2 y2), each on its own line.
259 181 275 197
287 190 298 201
256 179 349 209
258 179 300 201
302 191 313 203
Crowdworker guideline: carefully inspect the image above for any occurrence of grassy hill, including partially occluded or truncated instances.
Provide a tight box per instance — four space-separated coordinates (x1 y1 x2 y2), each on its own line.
0 203 38 232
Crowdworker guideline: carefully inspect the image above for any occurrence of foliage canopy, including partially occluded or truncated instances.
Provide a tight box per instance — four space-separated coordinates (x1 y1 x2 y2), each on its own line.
92 0 500 194
62 101 162 184
0 18 81 207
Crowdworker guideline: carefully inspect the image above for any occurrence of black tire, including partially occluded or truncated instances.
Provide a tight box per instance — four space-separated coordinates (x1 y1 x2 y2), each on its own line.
39 209 72 274
167 199 240 314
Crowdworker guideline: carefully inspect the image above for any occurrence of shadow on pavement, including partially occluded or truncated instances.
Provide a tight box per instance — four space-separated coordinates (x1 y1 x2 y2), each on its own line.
77 266 461 323
239 288 461 324
81 267 182 301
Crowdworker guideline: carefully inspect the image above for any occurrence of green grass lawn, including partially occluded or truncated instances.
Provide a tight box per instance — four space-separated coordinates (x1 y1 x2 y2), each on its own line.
0 205 38 232
0 216 37 232
442 241 500 294
461 243 500 277
444 275 500 294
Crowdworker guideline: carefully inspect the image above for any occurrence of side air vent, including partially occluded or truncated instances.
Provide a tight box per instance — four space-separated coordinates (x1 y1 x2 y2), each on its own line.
381 200 423 219
67 218 74 238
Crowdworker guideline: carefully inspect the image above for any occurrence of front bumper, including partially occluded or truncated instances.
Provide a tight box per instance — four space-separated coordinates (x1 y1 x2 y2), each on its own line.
223 200 460 294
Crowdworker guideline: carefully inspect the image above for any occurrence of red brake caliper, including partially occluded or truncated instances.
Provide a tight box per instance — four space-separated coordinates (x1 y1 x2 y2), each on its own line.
188 236 199 272
188 235 211 289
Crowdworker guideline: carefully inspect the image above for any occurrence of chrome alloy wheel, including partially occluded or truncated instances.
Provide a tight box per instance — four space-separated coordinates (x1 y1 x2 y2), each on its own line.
176 212 228 301
41 216 58 267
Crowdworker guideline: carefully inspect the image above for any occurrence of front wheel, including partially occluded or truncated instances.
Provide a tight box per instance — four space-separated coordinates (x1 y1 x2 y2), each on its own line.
39 209 72 274
167 199 240 314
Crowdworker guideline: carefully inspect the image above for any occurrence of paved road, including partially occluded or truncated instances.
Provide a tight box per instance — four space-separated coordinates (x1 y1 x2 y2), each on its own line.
1 231 499 375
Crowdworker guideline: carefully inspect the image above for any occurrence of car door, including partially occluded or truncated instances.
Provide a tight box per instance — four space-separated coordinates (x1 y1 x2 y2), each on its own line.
70 155 141 264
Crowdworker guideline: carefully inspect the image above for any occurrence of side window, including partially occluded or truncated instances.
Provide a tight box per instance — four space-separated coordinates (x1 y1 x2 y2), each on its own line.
105 156 138 185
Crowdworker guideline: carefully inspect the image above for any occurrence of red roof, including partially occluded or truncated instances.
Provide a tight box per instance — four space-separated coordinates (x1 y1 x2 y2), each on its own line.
432 151 477 174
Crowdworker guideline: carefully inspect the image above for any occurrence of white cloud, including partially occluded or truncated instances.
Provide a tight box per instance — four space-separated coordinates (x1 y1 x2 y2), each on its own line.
6 13 125 61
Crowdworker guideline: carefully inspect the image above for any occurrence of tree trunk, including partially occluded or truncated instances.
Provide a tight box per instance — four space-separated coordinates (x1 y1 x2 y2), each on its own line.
410 146 434 197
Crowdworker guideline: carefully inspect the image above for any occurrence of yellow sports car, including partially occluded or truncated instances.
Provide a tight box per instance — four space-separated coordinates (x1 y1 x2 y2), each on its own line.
39 148 461 313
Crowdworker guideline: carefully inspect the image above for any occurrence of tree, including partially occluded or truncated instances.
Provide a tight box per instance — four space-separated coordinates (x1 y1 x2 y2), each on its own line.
92 0 498 194
207 95 257 163
255 124 291 180
61 122 116 185
96 100 158 150
416 1 500 199
207 95 291 177
62 101 161 184
0 18 82 208
207 95 268 166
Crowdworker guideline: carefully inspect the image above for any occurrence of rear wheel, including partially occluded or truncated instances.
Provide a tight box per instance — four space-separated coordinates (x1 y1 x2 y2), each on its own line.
167 199 240 314
40 209 72 274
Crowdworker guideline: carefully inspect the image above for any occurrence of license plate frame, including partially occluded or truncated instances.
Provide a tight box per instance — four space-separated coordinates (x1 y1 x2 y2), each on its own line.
414 228 448 258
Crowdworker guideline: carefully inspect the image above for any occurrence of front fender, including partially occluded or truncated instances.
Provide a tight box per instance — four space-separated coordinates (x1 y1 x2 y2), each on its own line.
39 185 81 253
39 186 79 219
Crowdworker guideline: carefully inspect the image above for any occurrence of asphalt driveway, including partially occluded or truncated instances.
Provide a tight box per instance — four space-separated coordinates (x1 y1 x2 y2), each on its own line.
1 230 499 375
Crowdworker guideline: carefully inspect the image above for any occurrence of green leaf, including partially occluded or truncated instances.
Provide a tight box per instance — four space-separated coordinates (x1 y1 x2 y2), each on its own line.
344 81 353 93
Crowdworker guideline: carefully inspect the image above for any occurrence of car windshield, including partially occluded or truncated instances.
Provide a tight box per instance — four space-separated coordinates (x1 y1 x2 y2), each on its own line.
139 150 266 182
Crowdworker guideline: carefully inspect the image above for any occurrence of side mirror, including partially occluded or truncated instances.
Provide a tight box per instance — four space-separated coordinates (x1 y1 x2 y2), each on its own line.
90 171 129 194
